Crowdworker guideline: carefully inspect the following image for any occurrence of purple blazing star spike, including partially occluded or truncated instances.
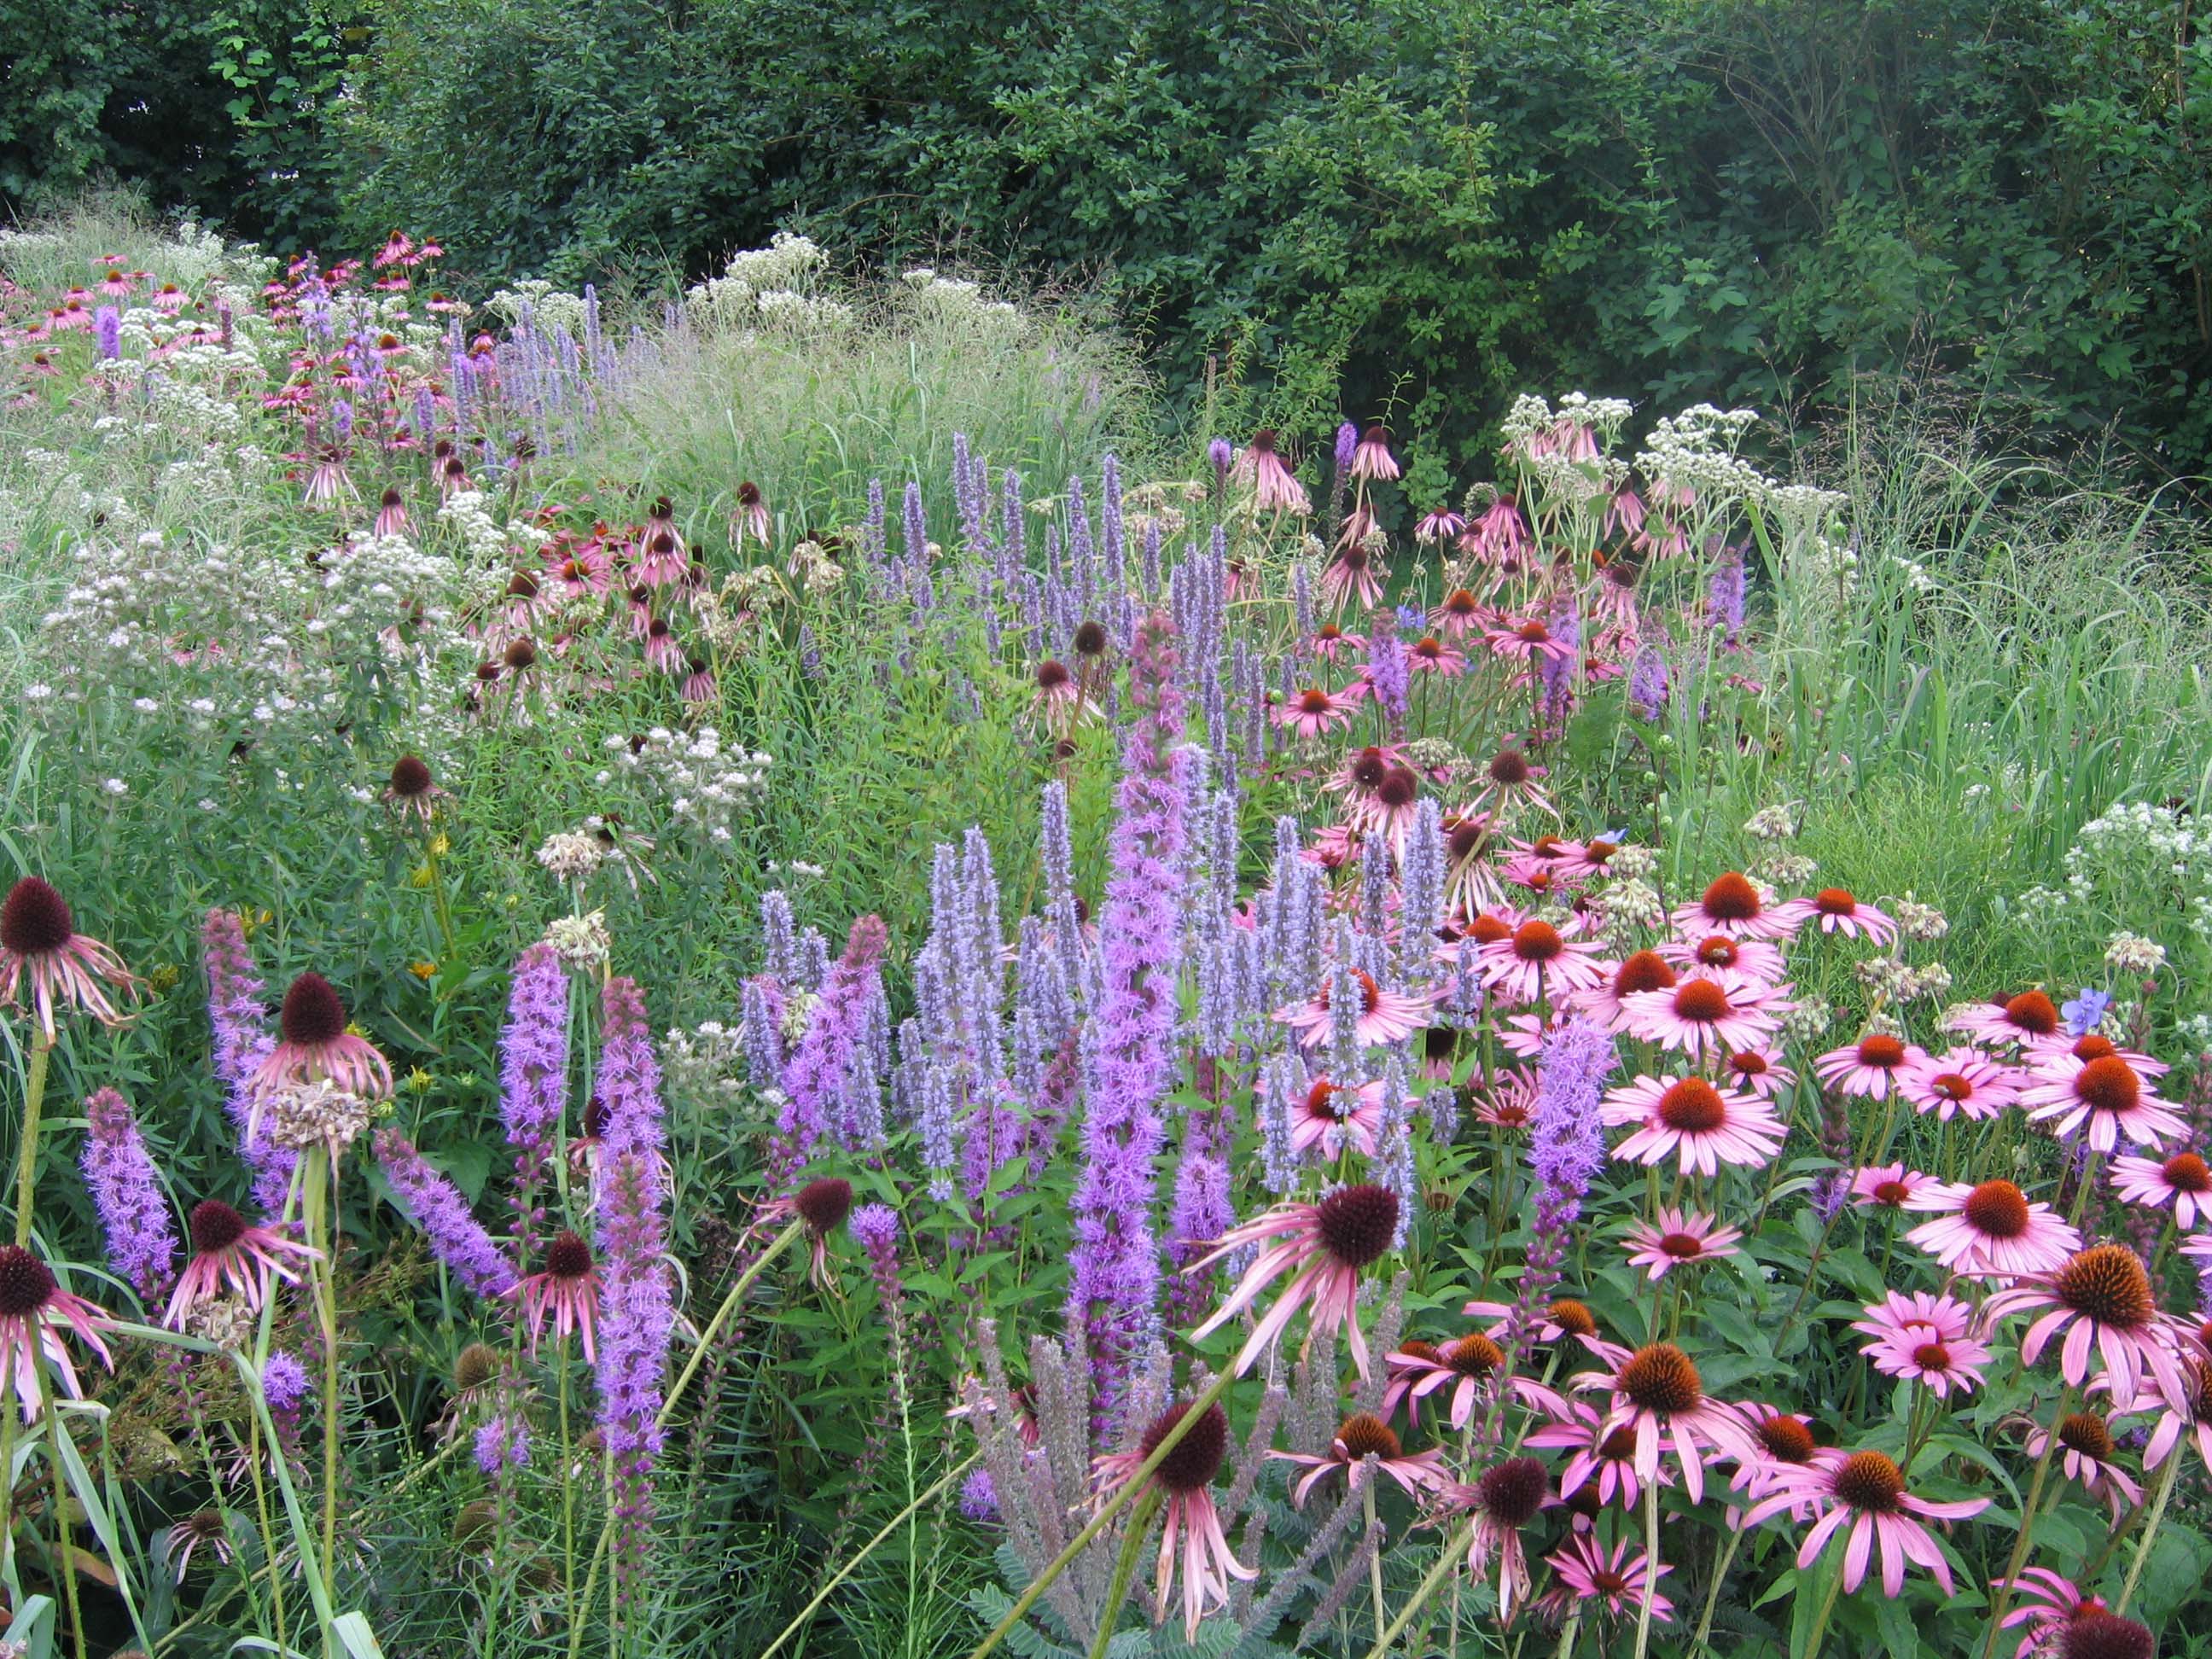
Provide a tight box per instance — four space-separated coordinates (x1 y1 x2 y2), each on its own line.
374 1128 516 1299
1260 1051 1305 1196
1539 591 1580 713
1207 438 1234 498
864 478 887 567
1708 545 1746 643
94 306 121 361
740 975 786 1089
774 916 890 1179
200 910 294 1218
758 890 799 986
1400 799 1445 983
596 978 667 1176
1627 643 1669 722
498 944 568 1254
474 1414 531 1476
81 1087 178 1301
594 1150 672 1594
1508 1018 1616 1346
1065 610 1189 1436
1163 1097 1232 1329
902 480 928 573
1376 1059 1417 1247
1365 610 1409 723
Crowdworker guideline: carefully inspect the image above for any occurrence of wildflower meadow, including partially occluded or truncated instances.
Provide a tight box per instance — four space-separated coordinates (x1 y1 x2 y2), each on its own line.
0 198 2209 1659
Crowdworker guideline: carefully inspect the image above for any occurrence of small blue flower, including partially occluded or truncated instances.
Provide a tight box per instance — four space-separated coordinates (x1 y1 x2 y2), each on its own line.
2061 987 2111 1038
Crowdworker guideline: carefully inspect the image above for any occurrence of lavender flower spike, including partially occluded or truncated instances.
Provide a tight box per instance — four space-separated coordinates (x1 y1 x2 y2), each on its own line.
498 943 568 1251
773 916 890 1179
201 909 294 1217
1510 1017 1617 1345
595 1148 674 1591
374 1129 517 1299
81 1087 178 1301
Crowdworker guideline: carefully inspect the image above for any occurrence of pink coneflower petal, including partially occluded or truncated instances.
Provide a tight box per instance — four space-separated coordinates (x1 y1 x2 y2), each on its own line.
1621 1208 1743 1279
1901 1179 2081 1278
2018 1052 2186 1152
1899 1046 2020 1121
1601 1075 1784 1175
2110 1150 2212 1228
1813 1032 1927 1100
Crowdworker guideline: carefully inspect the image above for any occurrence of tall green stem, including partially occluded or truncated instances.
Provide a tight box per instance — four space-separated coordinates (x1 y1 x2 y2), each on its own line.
1359 1517 1476 1659
1798 1559 1848 1659
967 1365 1237 1659
1364 1476 1385 1647
1979 1386 2075 1659
1086 1488 1161 1659
1690 1525 1743 1655
15 1030 52 1245
2115 1450 2181 1615
1630 1476 1660 1659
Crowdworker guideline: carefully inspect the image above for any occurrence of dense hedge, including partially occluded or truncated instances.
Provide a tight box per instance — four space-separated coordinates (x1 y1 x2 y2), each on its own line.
9 0 2210 474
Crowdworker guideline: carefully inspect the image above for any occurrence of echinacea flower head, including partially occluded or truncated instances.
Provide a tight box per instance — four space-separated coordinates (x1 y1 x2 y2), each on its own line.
1272 1411 1451 1505
2023 1411 2142 1519
1527 1400 1670 1511
1721 1043 1796 1098
1619 969 1787 1057
1849 1163 1937 1210
246 972 393 1105
1383 1331 1561 1429
1670 872 1791 940
1235 429 1310 515
1851 1291 1989 1397
1902 1179 2082 1278
1275 969 1434 1051
509 1230 602 1359
1986 1243 2194 1407
1992 1567 2110 1659
0 1244 114 1419
0 876 140 1038
1476 918 1609 1006
1091 1400 1254 1640
2110 1150 2212 1228
1813 1032 1926 1100
1575 949 1675 1033
1543 1533 1673 1624
2136 1353 2212 1474
1741 1447 1987 1596
1289 1078 1383 1159
1276 685 1355 739
1950 989 2064 1047
162 1200 319 1329
1462 1455 1551 1617
2019 1052 2186 1153
1186 1184 1400 1378
1621 1208 1743 1279
1659 931 1787 982
793 1175 854 1285
382 753 447 822
1572 1341 1755 1503
1728 1405 1821 1505
1773 888 1897 944
2053 1611 2155 1659
1601 1074 1784 1174
1900 1046 2019 1121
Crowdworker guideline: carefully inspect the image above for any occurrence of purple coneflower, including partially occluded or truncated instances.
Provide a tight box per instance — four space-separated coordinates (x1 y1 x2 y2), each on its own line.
0 1245 114 1418
1543 1533 1672 1625
1185 1184 1400 1378
2110 1150 2212 1227
1091 1400 1253 1639
1271 1411 1448 1505
1621 1208 1743 1280
1569 1342 1755 1505
1850 1290 1990 1397
1901 1179 2081 1278
164 1199 320 1327
0 876 139 1037
1235 430 1310 514
510 1230 602 1358
1984 1243 2194 1406
381 753 446 822
247 972 393 1105
1601 1074 1784 1175
1741 1447 1987 1596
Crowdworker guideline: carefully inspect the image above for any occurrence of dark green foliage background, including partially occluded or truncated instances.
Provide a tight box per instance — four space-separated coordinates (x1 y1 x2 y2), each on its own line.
8 0 2210 471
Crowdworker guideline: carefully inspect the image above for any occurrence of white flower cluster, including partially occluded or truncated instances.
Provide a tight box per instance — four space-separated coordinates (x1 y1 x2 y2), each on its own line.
2034 800 2212 941
1633 405 1763 500
486 279 587 339
686 234 846 329
436 491 548 568
599 726 771 845
663 1021 751 1115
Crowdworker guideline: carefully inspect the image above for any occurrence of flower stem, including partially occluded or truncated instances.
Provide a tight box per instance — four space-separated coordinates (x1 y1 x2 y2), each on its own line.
758 1452 981 1659
967 1364 1237 1659
1364 1476 1385 1648
15 1030 52 1246
1690 1524 1743 1655
1631 1476 1660 1659
559 1340 578 1639
1798 1557 1848 1659
1359 1516 1476 1659
1979 1385 2075 1659
247 1407 288 1657
2115 1448 2180 1615
658 1219 805 1429
1086 1487 1161 1659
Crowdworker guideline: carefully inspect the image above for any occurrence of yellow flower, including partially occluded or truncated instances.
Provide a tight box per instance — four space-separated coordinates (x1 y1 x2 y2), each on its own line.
409 864 435 889
403 1067 434 1095
429 833 452 859
407 961 437 981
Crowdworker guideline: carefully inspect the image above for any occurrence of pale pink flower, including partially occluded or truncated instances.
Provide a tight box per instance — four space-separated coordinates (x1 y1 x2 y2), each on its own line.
1573 950 1679 1033
1900 1047 2020 1121
1657 931 1787 982
2110 1150 2212 1228
2023 1030 2169 1076
1569 1342 1757 1505
2018 1052 2186 1152
1991 1569 2111 1659
0 876 141 1039
1405 634 1468 677
1348 424 1400 481
1430 587 1486 637
1415 511 1466 545
1669 872 1793 940
1812 1032 1927 1100
1727 1406 1822 1509
1741 1447 1988 1596
2132 1355 2212 1475
1602 1075 1784 1174
1476 917 1609 1006
1462 495 1529 566
1771 888 1897 944
1851 1291 1989 1397
1275 969 1435 1050
1185 1185 1400 1378
0 1245 114 1421
1093 1401 1254 1640
1319 540 1386 611
1984 1243 2197 1408
1901 1179 2081 1278
163 1201 320 1329
1619 972 1787 1061
245 971 393 1103
1720 1044 1796 1098
1271 1411 1449 1506
2022 1410 2141 1521
1235 430 1310 514
1480 614 1574 666
1460 1457 1551 1621
1289 1078 1383 1160
1381 1333 1564 1429
1526 1398 1672 1513
1849 1163 1938 1211
1947 989 2064 1047
1275 685 1356 739
1621 1208 1743 1279
1543 1534 1672 1625
508 1230 602 1359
